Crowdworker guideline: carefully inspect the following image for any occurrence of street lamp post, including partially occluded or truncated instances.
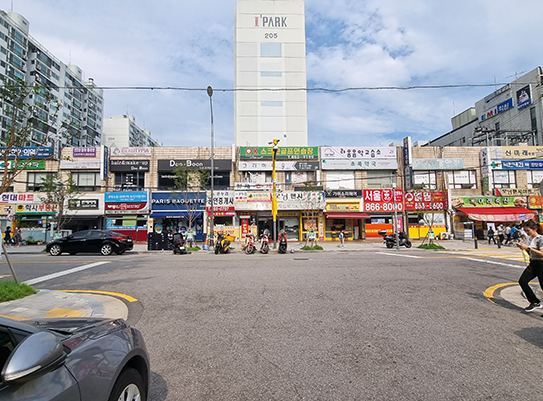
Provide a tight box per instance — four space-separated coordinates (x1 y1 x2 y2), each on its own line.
271 139 280 250
392 183 399 250
207 86 215 246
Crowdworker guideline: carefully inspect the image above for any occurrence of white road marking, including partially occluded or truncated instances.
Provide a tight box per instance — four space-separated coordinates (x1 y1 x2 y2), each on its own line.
460 257 525 269
376 252 421 259
24 262 110 285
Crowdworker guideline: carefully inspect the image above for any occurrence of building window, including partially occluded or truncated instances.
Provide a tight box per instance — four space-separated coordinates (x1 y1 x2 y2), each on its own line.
261 72 282 77
285 171 316 190
261 101 283 107
413 171 437 190
531 107 537 132
325 171 355 190
448 170 477 189
114 172 145 191
260 42 282 57
492 170 516 188
27 172 54 192
527 170 543 188
71 172 100 191
366 170 395 189
242 171 272 183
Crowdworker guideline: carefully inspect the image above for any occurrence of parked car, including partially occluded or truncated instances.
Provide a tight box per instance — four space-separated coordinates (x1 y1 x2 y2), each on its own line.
0 316 149 400
46 230 134 256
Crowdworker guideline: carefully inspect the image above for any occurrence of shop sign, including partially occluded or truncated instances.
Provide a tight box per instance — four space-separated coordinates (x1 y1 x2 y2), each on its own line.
110 147 152 156
234 182 274 191
529 197 543 209
73 147 96 157
1 146 52 159
69 199 99 210
480 98 513 121
321 146 396 159
326 203 360 212
324 190 362 198
412 158 463 170
60 160 101 169
15 203 58 214
363 189 403 212
105 191 148 203
0 193 40 203
492 160 543 170
321 159 398 170
110 159 150 172
157 159 231 171
451 196 526 208
238 160 319 171
495 188 540 196
206 190 235 211
235 192 272 203
0 160 45 170
240 147 318 160
278 191 325 210
491 146 543 160
105 202 147 211
0 205 13 215
151 192 206 211
517 85 532 110
405 191 447 211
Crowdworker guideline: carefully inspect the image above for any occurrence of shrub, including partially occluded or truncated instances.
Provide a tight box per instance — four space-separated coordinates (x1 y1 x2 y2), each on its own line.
0 281 37 303
418 244 445 250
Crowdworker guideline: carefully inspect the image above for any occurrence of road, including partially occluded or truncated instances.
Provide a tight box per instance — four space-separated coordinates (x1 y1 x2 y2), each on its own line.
2 248 542 400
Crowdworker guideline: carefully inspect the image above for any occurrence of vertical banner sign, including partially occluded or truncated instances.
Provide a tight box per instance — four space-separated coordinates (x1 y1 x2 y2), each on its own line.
100 145 109 181
403 136 412 167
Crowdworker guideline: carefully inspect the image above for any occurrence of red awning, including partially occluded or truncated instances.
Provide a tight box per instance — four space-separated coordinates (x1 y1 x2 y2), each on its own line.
456 207 536 222
325 212 371 219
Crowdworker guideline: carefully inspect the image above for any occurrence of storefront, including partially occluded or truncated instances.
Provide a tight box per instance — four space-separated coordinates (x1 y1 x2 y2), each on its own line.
405 191 448 239
157 159 232 191
234 190 272 239
6 193 60 243
363 189 404 239
104 191 149 242
324 191 368 240
452 195 536 240
279 191 325 241
150 191 205 241
63 193 105 233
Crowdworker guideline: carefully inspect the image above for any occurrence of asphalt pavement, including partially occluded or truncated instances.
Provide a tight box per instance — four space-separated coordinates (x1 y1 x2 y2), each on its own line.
0 238 524 322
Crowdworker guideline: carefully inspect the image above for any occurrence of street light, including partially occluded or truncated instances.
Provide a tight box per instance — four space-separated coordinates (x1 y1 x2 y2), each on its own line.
392 182 399 250
207 86 215 246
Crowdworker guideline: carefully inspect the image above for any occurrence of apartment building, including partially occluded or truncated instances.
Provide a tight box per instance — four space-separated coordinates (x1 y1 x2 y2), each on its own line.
102 115 162 149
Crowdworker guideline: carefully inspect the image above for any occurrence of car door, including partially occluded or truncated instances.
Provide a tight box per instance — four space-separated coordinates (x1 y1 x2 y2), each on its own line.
86 231 104 253
63 231 90 254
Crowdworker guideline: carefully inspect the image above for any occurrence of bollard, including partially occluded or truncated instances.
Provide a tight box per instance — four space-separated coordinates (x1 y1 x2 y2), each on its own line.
474 236 478 249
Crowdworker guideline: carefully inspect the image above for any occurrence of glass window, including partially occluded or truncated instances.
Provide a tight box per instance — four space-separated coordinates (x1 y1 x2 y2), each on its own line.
492 170 516 188
448 170 477 189
27 172 54 192
285 171 316 190
325 171 355 190
413 171 437 189
243 171 272 183
261 72 282 77
528 170 543 188
114 172 145 191
72 172 100 191
366 170 395 189
261 101 283 107
260 42 282 57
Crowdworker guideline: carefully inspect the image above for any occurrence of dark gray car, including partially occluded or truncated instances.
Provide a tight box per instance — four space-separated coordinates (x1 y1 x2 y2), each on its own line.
0 316 149 400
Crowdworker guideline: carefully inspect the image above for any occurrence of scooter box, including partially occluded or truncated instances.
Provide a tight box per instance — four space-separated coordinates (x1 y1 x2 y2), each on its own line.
377 230 389 236
222 234 237 242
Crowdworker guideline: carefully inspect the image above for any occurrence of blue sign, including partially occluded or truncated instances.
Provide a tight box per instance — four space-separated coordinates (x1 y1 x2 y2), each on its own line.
480 98 513 121
498 160 543 170
151 192 206 211
1 146 53 159
105 191 148 203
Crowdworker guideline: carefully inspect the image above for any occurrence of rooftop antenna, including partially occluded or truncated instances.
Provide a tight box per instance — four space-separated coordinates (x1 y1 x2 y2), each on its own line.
506 71 527 81
10 0 13 12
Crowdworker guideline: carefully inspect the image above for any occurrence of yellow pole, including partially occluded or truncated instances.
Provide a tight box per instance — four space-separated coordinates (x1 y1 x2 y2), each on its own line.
271 139 279 249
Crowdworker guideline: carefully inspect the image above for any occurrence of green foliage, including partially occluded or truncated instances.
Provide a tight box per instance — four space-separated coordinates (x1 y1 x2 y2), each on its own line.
301 245 324 251
172 164 210 191
187 246 201 251
418 244 445 250
0 281 37 303
39 172 80 231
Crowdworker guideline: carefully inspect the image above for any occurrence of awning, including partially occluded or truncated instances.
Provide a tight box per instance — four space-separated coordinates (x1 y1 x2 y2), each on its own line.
150 211 203 219
456 207 536 222
325 212 371 219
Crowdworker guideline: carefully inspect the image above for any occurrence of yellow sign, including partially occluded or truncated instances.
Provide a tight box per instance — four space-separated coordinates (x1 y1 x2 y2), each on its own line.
499 146 543 160
326 203 360 211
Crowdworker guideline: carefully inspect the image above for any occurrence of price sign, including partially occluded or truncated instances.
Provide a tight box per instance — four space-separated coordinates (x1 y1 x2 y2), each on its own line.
363 189 404 213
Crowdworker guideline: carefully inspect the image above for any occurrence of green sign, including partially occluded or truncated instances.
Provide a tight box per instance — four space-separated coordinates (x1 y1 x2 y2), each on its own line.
0 160 45 170
240 147 318 160
451 196 526 208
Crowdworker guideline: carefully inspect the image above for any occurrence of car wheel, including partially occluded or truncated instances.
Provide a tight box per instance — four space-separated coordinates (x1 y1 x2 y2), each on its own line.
49 244 62 256
101 243 113 256
108 367 146 401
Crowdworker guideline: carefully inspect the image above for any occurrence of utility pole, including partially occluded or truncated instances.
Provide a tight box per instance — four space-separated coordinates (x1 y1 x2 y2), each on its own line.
207 86 215 246
271 139 280 250
392 183 399 250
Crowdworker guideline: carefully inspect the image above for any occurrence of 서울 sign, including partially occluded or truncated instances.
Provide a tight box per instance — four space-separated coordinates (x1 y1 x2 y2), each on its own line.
240 147 318 160
321 146 396 159
404 191 447 211
451 196 526 208
363 189 404 212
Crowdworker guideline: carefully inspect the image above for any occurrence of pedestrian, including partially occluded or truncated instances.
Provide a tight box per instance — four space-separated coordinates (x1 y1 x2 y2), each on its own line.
13 227 22 247
504 224 512 245
487 226 496 245
516 220 543 312
338 230 345 248
3 226 11 246
497 224 505 245
510 224 520 244
186 227 195 248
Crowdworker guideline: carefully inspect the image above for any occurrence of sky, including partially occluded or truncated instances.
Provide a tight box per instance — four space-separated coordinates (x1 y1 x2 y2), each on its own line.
5 0 543 148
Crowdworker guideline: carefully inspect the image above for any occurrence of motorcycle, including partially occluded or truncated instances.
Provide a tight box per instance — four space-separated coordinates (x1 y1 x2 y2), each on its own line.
214 234 234 254
172 232 190 255
378 230 412 248
278 231 288 254
259 233 270 254
241 234 256 255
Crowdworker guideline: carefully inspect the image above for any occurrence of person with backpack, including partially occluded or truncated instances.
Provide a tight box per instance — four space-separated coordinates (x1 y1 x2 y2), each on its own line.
517 220 543 312
487 226 496 245
510 225 520 244
3 227 11 246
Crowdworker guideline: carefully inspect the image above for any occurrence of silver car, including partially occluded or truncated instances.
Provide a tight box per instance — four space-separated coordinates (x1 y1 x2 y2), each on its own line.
0 316 149 400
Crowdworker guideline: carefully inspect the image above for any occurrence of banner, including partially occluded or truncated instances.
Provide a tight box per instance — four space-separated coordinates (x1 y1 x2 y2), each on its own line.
363 189 403 212
405 191 447 211
451 196 526 208
240 147 318 160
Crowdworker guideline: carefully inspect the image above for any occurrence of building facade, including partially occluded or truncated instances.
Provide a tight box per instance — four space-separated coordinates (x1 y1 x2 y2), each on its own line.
234 0 308 147
102 115 162 149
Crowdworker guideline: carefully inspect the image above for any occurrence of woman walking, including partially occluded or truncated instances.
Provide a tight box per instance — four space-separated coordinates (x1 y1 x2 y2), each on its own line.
517 220 543 312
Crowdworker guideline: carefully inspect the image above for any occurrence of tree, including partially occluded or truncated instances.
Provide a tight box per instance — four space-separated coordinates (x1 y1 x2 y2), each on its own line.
38 172 81 233
171 164 210 232
0 78 69 195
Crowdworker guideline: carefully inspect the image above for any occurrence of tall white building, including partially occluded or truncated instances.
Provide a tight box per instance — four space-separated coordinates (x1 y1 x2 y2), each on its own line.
102 115 162 148
0 11 104 147
234 0 308 147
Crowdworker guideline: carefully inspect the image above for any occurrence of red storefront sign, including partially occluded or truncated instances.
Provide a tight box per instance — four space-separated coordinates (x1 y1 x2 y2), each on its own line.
404 191 448 211
363 189 404 212
105 202 147 211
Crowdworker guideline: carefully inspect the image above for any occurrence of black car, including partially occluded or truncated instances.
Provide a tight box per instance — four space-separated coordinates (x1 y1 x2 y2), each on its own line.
46 230 134 256
0 316 150 400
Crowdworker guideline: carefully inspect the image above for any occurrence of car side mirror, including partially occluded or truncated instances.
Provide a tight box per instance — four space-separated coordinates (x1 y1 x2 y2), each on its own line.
2 331 67 383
